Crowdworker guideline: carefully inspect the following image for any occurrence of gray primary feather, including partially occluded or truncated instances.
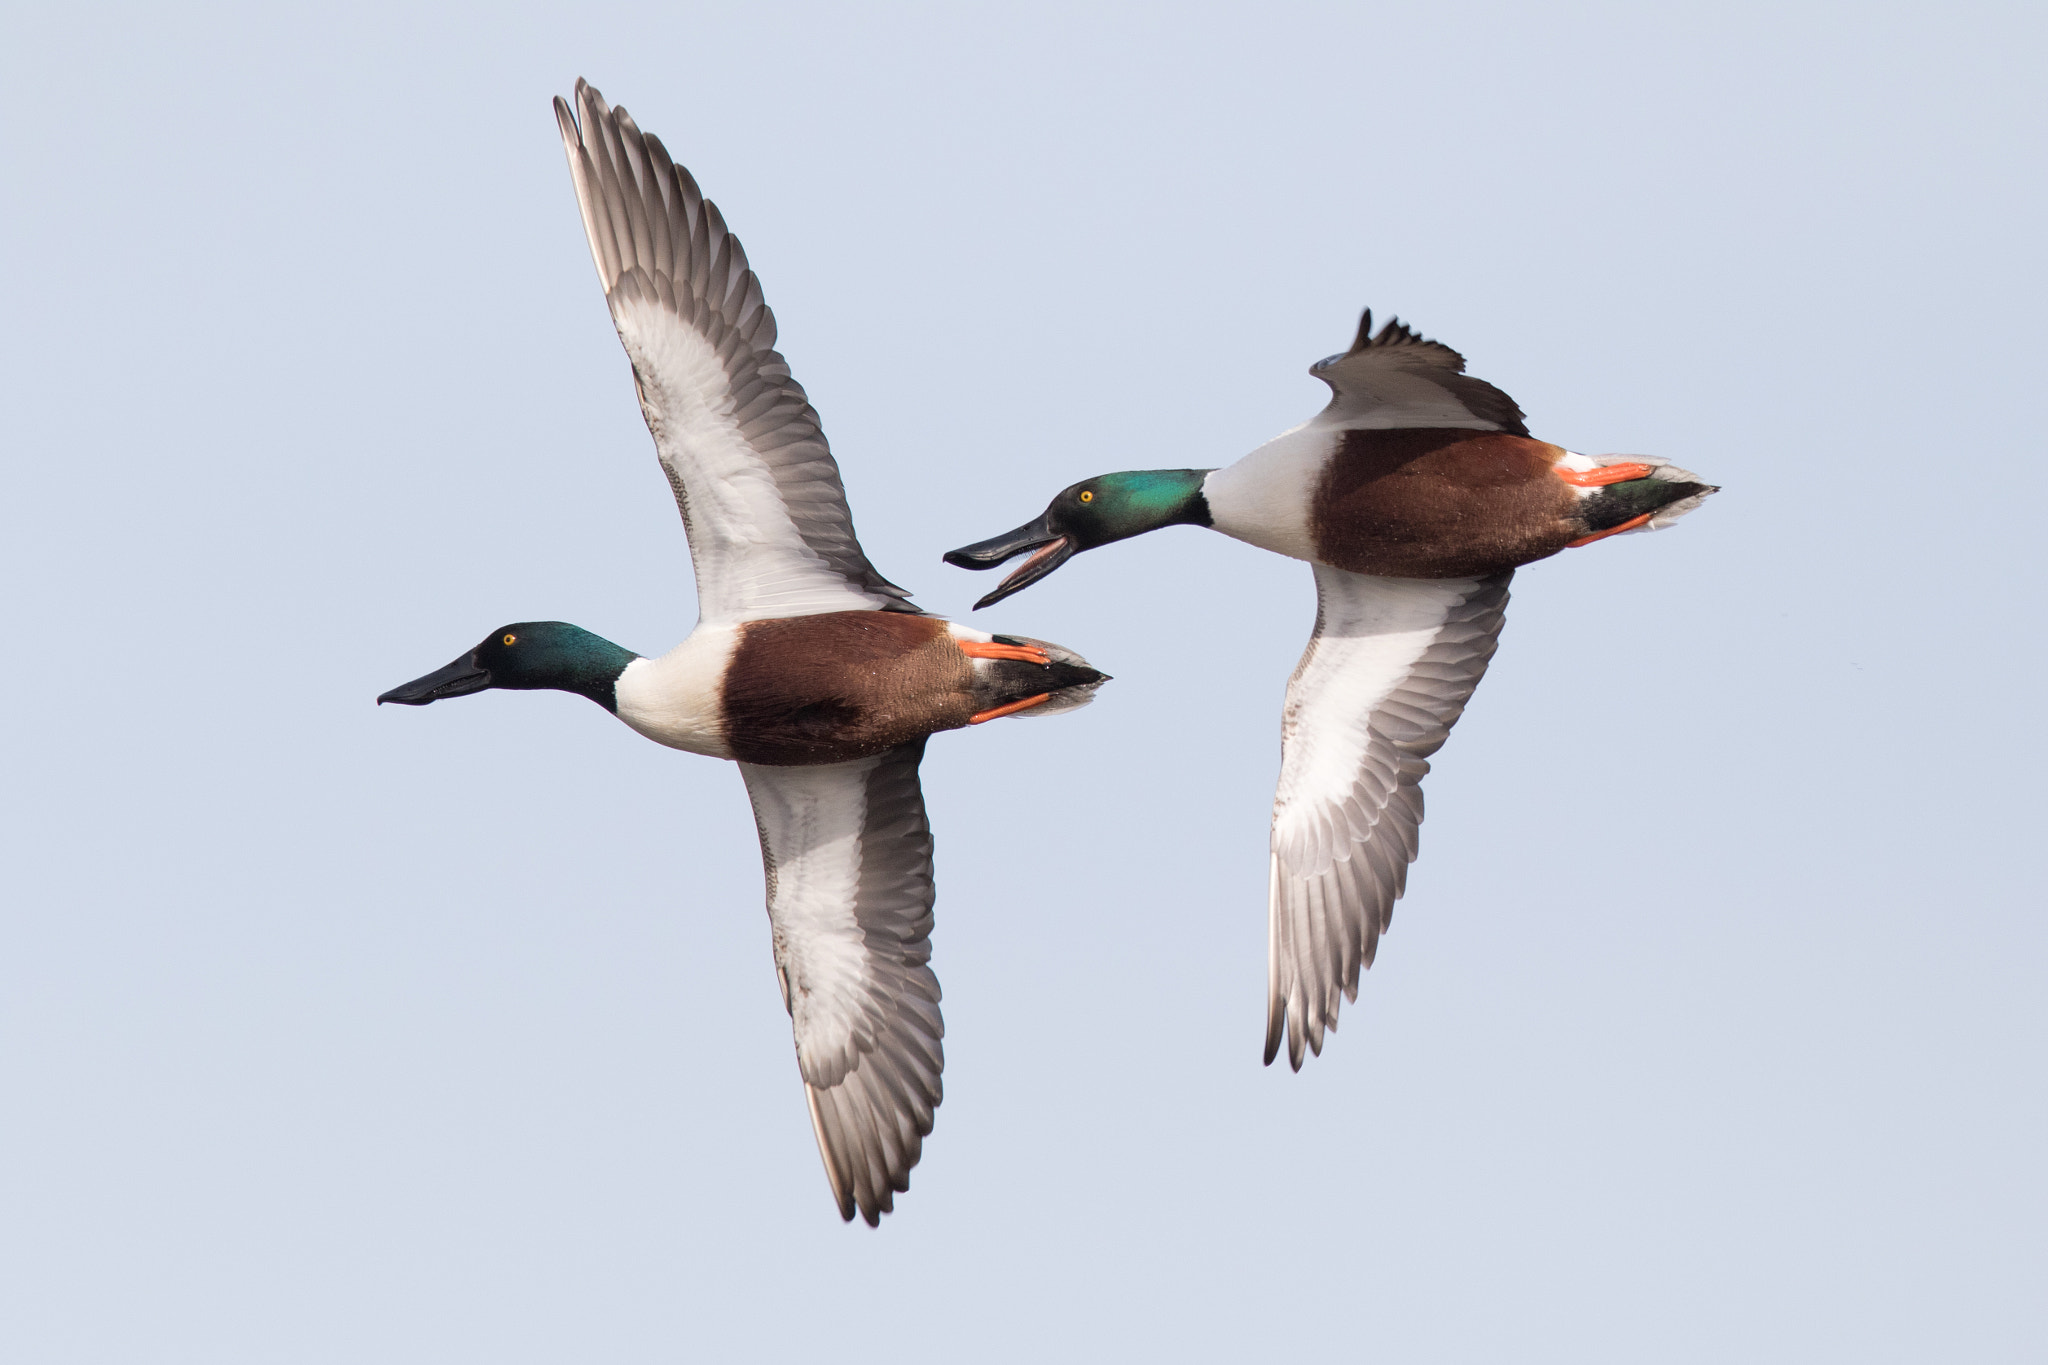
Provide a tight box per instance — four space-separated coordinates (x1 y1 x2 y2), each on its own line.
1265 568 1513 1070
554 79 919 619
741 741 942 1225
1308 310 1530 436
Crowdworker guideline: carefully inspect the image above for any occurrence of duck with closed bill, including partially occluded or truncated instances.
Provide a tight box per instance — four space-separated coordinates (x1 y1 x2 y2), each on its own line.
946 312 1714 1071
380 81 1107 1225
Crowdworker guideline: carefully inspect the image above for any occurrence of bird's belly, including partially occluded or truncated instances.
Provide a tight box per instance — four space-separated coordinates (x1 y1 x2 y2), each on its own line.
614 628 737 760
720 612 973 766
1310 429 1577 578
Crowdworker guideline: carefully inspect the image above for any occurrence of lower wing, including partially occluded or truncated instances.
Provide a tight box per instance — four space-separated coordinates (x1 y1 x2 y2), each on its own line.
1266 566 1513 1069
739 741 943 1224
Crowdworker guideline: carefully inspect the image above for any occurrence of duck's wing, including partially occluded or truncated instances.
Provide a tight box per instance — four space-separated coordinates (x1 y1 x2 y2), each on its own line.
555 80 918 624
739 740 943 1225
1265 565 1513 1070
1307 310 1530 435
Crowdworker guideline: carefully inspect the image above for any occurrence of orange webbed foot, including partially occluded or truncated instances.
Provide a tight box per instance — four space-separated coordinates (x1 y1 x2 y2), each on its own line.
957 639 1051 665
1554 461 1656 488
969 693 1051 724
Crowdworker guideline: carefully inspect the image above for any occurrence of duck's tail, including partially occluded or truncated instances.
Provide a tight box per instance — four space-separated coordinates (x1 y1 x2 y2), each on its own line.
1570 456 1718 546
953 630 1109 723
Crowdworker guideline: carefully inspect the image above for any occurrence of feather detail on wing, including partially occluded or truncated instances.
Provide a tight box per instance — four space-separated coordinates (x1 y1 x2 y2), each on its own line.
740 740 942 1225
1265 566 1512 1070
555 80 918 623
1308 309 1530 435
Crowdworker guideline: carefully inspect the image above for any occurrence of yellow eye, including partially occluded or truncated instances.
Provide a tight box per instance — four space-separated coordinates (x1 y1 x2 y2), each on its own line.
1079 490 1094 503
503 634 518 646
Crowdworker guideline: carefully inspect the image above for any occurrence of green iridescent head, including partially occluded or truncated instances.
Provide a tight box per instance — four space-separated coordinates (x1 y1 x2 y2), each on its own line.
943 469 1213 607
377 621 640 712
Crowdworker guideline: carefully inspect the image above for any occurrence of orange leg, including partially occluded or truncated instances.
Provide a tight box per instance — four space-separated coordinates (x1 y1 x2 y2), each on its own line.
957 639 1051 665
970 693 1051 724
1554 461 1656 488
1566 512 1653 548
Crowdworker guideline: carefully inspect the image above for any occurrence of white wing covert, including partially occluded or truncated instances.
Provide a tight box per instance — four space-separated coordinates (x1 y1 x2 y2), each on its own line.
555 80 918 623
1266 566 1512 1070
1309 310 1530 435
740 741 943 1225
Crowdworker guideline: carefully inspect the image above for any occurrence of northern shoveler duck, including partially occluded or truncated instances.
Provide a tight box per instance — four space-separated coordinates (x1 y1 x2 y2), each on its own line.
379 81 1107 1225
945 313 1714 1070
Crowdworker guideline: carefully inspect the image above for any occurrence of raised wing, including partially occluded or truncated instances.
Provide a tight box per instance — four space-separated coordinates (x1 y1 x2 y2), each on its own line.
1266 566 1512 1070
1308 310 1529 435
739 741 943 1225
555 80 918 623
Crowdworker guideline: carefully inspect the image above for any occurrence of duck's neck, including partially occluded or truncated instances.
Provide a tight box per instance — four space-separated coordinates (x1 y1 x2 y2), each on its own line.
557 641 639 713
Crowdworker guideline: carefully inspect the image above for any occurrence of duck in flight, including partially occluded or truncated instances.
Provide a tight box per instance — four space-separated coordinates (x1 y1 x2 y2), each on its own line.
379 81 1107 1225
946 313 1713 1071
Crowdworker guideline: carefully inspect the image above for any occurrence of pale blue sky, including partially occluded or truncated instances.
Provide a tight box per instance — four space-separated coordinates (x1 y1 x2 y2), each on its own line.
3 2 2043 1360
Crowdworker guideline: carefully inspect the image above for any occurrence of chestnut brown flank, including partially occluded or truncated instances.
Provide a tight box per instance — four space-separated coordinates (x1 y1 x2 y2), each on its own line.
1312 429 1582 578
722 613 977 766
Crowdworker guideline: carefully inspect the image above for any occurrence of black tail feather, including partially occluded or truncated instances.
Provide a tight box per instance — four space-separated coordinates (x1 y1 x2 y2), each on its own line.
1579 479 1717 534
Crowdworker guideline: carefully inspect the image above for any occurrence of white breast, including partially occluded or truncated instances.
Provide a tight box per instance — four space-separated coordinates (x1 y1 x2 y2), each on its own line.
1200 423 1332 564
613 622 739 759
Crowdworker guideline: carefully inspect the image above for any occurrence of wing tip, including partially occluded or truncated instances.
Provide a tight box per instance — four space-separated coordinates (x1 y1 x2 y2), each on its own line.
1311 305 1467 370
1348 307 1375 353
808 1080 913 1227
804 1084 859 1223
1264 854 1285 1066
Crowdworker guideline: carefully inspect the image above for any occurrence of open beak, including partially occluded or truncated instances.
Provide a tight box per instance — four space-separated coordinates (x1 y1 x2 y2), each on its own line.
943 514 1074 610
377 653 492 705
